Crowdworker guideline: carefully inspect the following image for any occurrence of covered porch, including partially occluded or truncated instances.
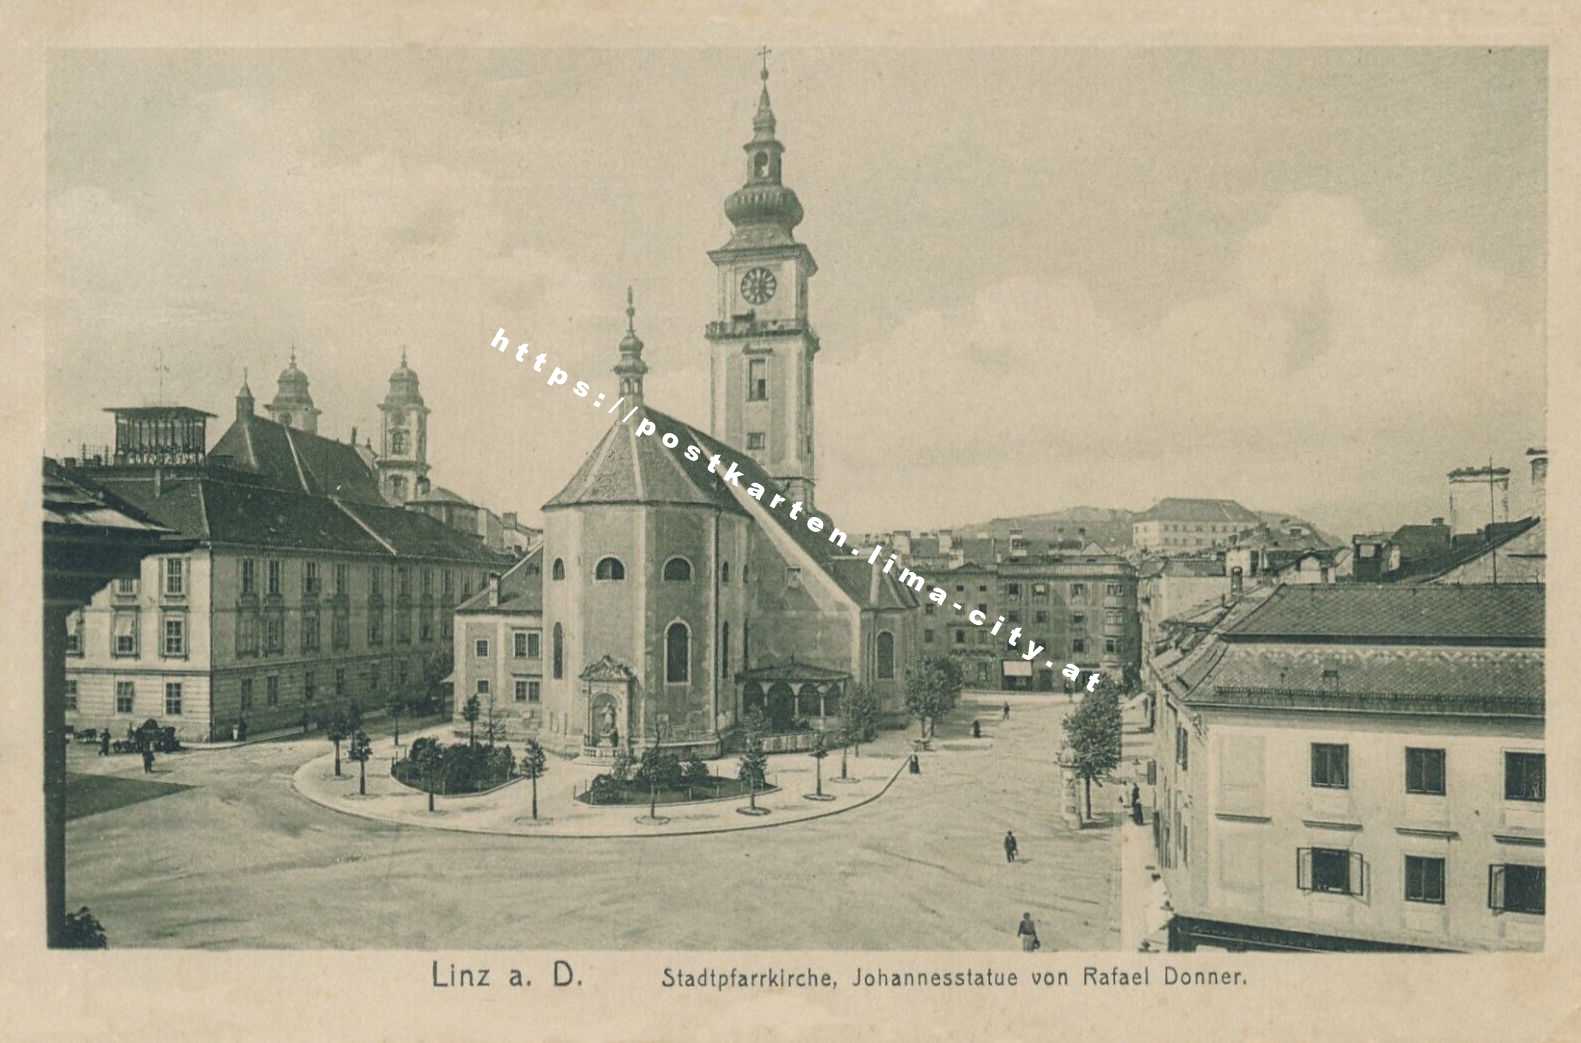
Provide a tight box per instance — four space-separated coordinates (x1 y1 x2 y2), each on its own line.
736 656 851 734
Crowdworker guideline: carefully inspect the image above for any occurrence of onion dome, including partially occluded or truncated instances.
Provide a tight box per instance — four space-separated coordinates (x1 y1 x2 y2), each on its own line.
383 348 425 407
613 287 648 406
722 60 804 247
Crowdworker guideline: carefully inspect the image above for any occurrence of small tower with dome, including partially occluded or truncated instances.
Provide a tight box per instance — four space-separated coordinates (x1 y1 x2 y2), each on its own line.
265 349 322 434
376 349 431 505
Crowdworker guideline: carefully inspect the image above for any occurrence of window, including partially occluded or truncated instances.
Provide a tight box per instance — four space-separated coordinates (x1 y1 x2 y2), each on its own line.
1070 582 1086 602
369 610 384 646
1072 637 1086 654
64 680 78 711
1032 583 1048 597
742 622 750 666
266 675 280 707
115 575 139 595
163 557 185 596
370 567 383 597
1104 638 1119 655
65 613 84 656
1489 864 1545 915
241 558 256 595
1035 610 1049 624
305 561 320 595
528 680 540 703
877 631 895 679
1492 866 1543 910
1071 614 1086 629
1311 743 1349 789
595 557 625 581
747 432 766 451
162 615 186 657
977 662 991 683
267 559 282 596
663 557 693 582
1106 583 1124 596
1406 748 1446 795
924 628 935 645
1504 752 1544 802
513 631 528 658
665 621 690 683
1298 846 1362 895
301 609 320 652
391 429 408 454
334 563 349 595
241 678 254 712
514 679 530 703
164 682 183 716
1175 725 1189 770
397 566 411 598
953 629 965 645
1006 583 1021 597
334 669 346 697
116 681 134 713
552 559 565 581
1405 856 1446 904
475 638 490 658
552 623 563 680
477 679 490 696
265 613 284 654
721 561 731 583
304 671 316 702
721 621 731 678
748 358 768 400
742 565 749 584
332 612 350 650
443 569 455 595
786 566 802 589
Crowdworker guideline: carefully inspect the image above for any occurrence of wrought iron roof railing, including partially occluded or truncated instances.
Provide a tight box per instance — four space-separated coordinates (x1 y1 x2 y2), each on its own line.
1195 685 1544 717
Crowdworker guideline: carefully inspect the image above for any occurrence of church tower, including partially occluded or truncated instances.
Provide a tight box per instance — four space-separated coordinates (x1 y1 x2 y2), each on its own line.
706 55 819 508
376 350 431 505
265 349 322 433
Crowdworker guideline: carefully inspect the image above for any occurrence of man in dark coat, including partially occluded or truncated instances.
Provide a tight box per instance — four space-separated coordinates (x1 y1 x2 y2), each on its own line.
1004 830 1018 863
98 731 110 757
1130 782 1144 825
1002 701 1011 721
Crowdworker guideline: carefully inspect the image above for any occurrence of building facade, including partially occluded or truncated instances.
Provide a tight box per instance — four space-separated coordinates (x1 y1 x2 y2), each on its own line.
1132 498 1263 554
1149 584 1544 953
63 366 506 741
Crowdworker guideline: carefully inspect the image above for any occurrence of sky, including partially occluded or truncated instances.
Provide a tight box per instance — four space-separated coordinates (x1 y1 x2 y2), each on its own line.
45 47 1547 539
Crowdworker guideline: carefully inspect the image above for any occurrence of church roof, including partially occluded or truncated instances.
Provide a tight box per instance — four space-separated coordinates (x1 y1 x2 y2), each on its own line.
210 413 386 506
543 415 749 515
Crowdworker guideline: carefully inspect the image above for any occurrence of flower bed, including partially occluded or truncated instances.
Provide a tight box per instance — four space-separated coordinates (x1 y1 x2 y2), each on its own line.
576 775 775 807
392 737 516 796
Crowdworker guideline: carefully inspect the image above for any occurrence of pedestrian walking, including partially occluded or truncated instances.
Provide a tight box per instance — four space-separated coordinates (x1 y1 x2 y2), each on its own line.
1130 781 1144 825
972 719 982 739
1004 830 1018 863
1002 701 1010 721
141 746 155 774
98 731 110 757
1017 912 1040 952
909 753 921 775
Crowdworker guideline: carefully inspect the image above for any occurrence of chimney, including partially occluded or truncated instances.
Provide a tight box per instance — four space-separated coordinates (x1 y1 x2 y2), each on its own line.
486 572 501 607
1431 516 1445 526
351 425 358 446
1527 448 1548 519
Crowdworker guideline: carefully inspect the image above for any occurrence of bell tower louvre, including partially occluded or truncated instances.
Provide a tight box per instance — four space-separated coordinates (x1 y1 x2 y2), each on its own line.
706 52 820 509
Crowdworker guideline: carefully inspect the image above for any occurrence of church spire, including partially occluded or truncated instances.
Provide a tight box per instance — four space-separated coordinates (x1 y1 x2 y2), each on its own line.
236 368 254 420
614 285 648 408
723 51 803 245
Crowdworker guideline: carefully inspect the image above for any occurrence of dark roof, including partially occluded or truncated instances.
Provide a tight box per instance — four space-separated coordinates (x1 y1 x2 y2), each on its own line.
1224 584 1543 645
1391 517 1542 583
104 406 217 419
410 485 475 506
738 656 852 683
43 459 177 535
594 407 923 609
457 546 544 614
210 413 385 505
1135 498 1261 523
544 415 748 515
1193 643 1542 701
93 472 502 564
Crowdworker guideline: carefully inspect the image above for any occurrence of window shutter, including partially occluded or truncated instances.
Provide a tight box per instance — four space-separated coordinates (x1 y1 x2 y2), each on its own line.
1297 847 1313 891
1349 851 1366 897
1488 864 1506 912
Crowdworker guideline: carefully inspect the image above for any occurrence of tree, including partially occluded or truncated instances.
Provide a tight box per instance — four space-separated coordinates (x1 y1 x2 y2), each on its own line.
348 729 373 796
1062 679 1123 821
638 744 666 819
737 717 768 811
386 694 406 748
842 685 879 757
683 751 710 785
832 727 850 779
61 906 108 949
325 706 349 777
521 739 548 820
421 649 454 714
610 745 632 783
904 656 960 740
411 740 441 812
462 695 480 748
809 730 829 797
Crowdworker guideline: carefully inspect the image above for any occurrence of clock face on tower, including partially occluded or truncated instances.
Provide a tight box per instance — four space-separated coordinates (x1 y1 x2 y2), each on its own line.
740 267 777 306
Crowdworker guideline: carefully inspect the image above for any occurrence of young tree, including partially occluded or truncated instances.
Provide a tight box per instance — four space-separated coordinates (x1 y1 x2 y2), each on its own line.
386 694 406 748
842 684 879 757
905 656 962 739
462 695 481 748
833 727 850 779
412 740 441 812
638 744 665 819
348 729 373 796
809 730 829 797
325 706 349 777
521 738 548 820
1062 680 1123 821
738 737 768 811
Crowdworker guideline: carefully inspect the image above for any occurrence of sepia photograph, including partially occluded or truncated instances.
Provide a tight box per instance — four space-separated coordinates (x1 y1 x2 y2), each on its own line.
9 4 1578 1041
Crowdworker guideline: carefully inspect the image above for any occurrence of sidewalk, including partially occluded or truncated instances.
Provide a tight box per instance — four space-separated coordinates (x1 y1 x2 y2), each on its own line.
185 710 448 750
292 741 909 839
1117 691 1172 951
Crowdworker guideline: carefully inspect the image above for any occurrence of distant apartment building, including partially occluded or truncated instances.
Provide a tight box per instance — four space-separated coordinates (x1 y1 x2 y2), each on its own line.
924 554 1140 690
500 512 543 556
1149 584 1544 953
453 549 545 741
1133 498 1263 553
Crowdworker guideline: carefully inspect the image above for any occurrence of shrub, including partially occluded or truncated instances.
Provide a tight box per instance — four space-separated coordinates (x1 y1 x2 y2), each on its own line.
60 906 108 949
683 751 711 783
610 746 632 783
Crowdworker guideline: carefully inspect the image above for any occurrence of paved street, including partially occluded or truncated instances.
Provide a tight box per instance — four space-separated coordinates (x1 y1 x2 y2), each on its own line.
65 695 1121 950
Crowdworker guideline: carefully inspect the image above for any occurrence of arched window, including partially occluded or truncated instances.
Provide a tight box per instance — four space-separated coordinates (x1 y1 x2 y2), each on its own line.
552 623 563 679
389 475 407 501
721 560 731 583
742 621 750 667
721 621 731 680
662 556 692 582
754 151 769 176
391 430 408 454
742 564 750 584
876 631 895 680
595 557 625 581
551 558 565 581
665 621 690 684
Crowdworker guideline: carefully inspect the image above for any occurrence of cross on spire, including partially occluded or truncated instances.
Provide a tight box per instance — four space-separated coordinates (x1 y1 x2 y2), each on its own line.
757 45 771 80
153 347 171 405
626 285 636 332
